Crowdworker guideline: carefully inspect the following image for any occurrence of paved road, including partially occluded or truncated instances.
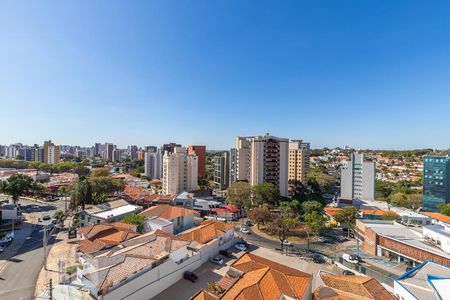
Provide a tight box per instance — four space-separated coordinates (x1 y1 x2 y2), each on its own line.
0 200 60 300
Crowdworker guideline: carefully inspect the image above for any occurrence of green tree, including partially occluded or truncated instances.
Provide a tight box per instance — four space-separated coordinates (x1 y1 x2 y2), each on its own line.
91 168 110 177
73 166 91 177
122 214 145 233
301 200 323 215
247 206 271 229
253 183 279 206
226 182 253 208
334 206 359 237
90 177 125 203
0 174 34 204
70 178 93 210
304 211 326 251
268 216 299 252
389 192 408 207
440 204 450 216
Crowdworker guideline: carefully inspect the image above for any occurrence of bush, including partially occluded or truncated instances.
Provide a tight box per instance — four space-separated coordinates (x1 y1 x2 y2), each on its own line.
66 263 82 275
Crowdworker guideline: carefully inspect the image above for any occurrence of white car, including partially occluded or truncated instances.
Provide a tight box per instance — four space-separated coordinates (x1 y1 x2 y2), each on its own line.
240 227 250 234
235 243 247 251
283 240 293 247
0 246 4 253
210 256 224 265
317 236 326 243
342 253 359 264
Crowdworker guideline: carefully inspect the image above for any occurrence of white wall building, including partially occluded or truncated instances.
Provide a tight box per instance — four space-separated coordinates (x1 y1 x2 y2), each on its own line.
162 147 198 196
423 224 450 255
341 153 375 201
144 149 163 179
236 134 289 197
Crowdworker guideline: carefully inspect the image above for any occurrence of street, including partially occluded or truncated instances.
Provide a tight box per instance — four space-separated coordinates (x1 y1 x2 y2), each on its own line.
0 198 61 300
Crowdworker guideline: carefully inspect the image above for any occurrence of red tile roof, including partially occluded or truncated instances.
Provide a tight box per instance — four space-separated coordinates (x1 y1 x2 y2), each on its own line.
421 212 450 225
180 219 234 244
139 205 195 220
191 253 312 300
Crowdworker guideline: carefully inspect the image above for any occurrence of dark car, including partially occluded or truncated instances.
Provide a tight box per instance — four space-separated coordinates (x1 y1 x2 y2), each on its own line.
183 271 198 282
219 250 232 258
343 270 355 276
312 254 325 264
42 215 51 221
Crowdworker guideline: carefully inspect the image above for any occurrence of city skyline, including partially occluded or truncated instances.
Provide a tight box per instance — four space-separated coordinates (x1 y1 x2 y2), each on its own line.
2 1 450 149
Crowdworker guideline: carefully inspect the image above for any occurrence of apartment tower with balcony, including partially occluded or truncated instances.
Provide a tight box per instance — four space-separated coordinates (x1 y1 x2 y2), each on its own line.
288 140 310 184
340 153 375 201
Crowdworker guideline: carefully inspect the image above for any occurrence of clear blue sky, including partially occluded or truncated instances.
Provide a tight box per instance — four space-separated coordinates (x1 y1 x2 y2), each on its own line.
1 1 450 150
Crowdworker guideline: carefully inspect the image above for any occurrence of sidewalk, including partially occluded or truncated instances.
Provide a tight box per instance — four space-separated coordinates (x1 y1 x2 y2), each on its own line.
34 220 78 298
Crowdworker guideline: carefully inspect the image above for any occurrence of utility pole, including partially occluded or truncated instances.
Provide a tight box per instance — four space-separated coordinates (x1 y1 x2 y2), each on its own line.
49 278 53 300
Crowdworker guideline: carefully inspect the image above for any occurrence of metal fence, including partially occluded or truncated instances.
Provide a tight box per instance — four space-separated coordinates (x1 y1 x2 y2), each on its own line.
337 257 397 286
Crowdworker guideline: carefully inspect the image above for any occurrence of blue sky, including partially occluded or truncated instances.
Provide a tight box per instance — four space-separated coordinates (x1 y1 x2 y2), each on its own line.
1 1 450 150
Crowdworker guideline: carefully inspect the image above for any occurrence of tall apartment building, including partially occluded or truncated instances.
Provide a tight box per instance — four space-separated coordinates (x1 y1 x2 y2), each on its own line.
145 146 157 153
129 145 138 161
33 147 45 162
214 152 230 190
340 153 375 201
188 145 206 178
103 143 114 161
144 150 163 180
47 145 61 165
235 135 289 197
423 156 450 212
288 140 310 184
229 148 237 184
162 147 198 196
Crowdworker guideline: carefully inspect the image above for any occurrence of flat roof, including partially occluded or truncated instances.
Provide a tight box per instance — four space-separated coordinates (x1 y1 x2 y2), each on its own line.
360 220 450 258
396 261 450 300
93 204 141 219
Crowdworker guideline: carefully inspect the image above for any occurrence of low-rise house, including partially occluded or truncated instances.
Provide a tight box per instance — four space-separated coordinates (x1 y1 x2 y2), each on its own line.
211 205 241 221
423 224 450 254
79 199 142 227
139 205 195 234
359 209 399 221
142 216 173 233
324 207 342 226
77 222 140 255
421 212 450 227
78 230 192 300
314 271 396 300
123 185 159 207
394 260 450 300
191 253 312 300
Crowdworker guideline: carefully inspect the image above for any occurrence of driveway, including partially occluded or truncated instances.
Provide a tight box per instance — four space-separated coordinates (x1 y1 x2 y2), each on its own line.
153 248 246 300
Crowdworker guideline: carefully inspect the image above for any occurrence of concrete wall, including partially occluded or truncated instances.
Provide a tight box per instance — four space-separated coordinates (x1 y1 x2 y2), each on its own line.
101 237 238 300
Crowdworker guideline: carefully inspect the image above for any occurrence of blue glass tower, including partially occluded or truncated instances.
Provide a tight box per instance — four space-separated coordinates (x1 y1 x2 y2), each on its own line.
422 156 450 212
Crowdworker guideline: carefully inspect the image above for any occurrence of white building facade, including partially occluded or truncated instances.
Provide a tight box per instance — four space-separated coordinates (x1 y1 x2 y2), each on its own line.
162 147 198 195
340 153 375 201
144 149 163 179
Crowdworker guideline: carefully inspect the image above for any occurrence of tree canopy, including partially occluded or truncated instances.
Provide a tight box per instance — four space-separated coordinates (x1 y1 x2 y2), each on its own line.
226 182 253 208
253 183 279 206
122 214 145 233
0 174 35 204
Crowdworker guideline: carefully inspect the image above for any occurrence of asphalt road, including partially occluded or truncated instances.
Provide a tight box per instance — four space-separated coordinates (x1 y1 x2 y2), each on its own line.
0 199 60 300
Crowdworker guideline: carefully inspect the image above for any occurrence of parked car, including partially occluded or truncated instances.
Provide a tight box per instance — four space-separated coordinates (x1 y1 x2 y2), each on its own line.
219 250 232 258
342 253 359 264
240 227 250 234
42 215 51 221
235 243 247 251
0 246 4 253
343 270 355 276
283 240 293 247
244 220 253 227
210 256 224 265
317 236 327 243
312 254 325 264
183 271 198 282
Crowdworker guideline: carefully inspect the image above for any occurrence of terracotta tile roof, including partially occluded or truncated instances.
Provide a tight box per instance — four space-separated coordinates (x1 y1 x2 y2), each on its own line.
77 223 140 254
315 273 396 300
124 185 159 203
324 207 342 217
180 219 234 244
421 212 450 225
139 205 195 220
359 209 398 217
191 253 311 300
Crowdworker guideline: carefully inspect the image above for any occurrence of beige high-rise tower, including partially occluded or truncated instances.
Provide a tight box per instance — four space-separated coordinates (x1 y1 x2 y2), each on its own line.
235 134 289 197
43 140 61 165
288 140 310 184
162 147 198 196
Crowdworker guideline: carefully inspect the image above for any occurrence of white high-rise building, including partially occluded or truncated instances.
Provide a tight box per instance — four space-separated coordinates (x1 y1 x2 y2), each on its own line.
144 150 163 180
340 153 375 201
235 134 289 197
162 147 198 196
47 145 61 165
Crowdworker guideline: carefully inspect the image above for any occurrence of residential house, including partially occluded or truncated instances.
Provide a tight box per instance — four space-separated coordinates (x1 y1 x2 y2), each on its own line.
79 199 142 227
314 271 396 300
211 205 241 221
139 205 195 234
191 253 312 300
